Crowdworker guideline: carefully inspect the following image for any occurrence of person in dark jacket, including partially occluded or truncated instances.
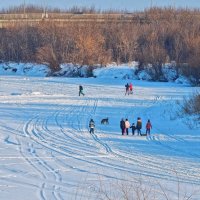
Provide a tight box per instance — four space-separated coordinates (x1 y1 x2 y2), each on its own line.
89 119 95 134
136 117 142 135
120 118 125 135
146 119 152 135
79 85 85 96
130 123 136 135
125 83 129 95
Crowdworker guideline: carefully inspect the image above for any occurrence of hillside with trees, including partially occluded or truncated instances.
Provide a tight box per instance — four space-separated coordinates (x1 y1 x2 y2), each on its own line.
0 6 200 84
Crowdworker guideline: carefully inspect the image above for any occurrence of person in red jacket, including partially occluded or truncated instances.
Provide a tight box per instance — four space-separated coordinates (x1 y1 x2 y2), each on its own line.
146 119 152 135
129 83 133 94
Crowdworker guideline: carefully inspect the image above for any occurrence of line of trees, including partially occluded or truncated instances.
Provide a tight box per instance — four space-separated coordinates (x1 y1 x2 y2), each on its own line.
0 7 200 83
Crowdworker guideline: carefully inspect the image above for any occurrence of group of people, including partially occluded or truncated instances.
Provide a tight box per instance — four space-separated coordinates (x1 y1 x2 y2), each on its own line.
89 117 152 136
84 84 153 136
125 82 133 95
120 117 152 136
79 83 134 97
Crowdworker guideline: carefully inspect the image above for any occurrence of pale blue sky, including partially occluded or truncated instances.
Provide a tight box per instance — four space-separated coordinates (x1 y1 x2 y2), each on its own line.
0 0 200 11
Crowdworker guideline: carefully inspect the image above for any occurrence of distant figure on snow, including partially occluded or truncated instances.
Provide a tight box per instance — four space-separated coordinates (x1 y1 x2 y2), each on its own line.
79 85 85 96
125 83 129 95
130 123 136 135
89 119 95 134
120 118 125 135
129 83 133 94
136 117 142 135
146 119 152 135
125 119 130 135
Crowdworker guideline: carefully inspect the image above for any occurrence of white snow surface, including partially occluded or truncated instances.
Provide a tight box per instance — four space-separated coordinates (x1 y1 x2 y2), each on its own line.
0 64 200 200
93 63 138 79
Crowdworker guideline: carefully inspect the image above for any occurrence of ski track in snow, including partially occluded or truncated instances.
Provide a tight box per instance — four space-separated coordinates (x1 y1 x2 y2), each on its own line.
0 76 200 199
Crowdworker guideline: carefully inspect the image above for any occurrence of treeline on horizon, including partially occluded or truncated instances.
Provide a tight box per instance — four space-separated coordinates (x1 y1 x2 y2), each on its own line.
0 4 130 14
0 6 200 84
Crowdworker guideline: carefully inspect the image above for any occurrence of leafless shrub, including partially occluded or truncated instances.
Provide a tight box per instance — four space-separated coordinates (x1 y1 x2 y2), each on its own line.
182 92 200 115
36 45 60 73
87 174 199 200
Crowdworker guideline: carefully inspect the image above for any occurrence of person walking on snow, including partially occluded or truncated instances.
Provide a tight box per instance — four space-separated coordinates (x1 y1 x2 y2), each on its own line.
125 83 129 95
136 117 142 136
146 119 152 135
89 119 95 134
130 123 136 135
79 85 85 96
120 118 125 135
125 119 130 135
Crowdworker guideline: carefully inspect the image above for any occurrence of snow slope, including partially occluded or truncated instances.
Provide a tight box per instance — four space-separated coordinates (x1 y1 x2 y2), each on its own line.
0 74 200 199
0 62 192 85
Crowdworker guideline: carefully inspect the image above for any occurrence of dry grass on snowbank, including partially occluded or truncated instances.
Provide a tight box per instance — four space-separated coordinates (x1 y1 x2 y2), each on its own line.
182 92 200 116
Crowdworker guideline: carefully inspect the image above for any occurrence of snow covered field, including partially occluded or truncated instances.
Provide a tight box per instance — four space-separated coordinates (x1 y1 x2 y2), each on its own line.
0 74 200 200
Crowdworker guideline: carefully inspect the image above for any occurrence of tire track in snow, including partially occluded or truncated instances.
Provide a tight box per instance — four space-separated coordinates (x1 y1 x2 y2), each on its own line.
83 98 113 153
144 97 200 158
24 116 127 179
140 96 200 184
23 88 200 189
20 100 179 185
20 104 130 196
28 115 67 200
23 112 73 200
0 117 47 199
76 98 199 185
92 95 200 184
92 95 200 186
23 116 48 200
41 103 99 156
